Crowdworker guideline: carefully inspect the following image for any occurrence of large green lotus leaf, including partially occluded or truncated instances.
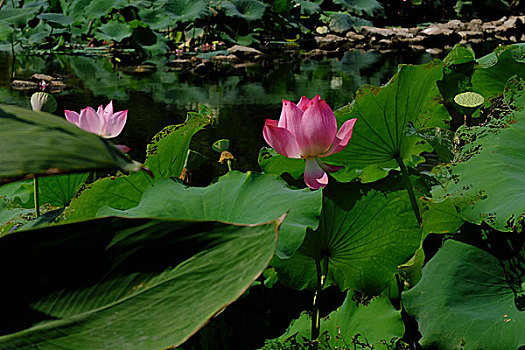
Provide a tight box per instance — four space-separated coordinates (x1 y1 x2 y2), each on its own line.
273 180 422 295
333 0 382 15
94 22 133 42
0 8 40 28
85 0 129 18
441 109 525 231
39 173 90 207
328 62 447 183
98 171 322 258
471 44 525 101
0 216 279 349
164 0 210 23
222 0 268 21
0 105 140 184
403 239 525 350
66 108 211 222
265 291 402 349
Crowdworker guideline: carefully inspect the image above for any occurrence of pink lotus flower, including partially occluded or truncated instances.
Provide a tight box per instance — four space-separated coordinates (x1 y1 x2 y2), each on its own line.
64 101 127 139
263 95 357 189
65 101 130 153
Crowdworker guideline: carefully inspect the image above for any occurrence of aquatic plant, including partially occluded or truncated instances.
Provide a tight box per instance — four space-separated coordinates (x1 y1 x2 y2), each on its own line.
263 95 357 189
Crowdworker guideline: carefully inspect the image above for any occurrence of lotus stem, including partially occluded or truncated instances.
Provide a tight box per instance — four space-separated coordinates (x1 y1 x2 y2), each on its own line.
312 257 328 344
395 157 421 225
227 160 232 172
33 177 40 218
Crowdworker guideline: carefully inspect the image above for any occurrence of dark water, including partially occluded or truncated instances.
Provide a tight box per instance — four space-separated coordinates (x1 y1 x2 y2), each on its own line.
0 50 435 183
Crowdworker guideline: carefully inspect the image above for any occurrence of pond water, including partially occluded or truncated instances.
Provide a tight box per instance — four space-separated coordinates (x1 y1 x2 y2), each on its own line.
0 50 436 184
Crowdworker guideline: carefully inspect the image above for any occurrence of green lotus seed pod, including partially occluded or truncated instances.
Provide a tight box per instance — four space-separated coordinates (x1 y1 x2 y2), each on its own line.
454 92 484 108
30 92 57 113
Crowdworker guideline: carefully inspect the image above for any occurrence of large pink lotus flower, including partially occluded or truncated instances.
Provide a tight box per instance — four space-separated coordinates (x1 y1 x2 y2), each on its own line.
64 101 127 139
263 95 357 189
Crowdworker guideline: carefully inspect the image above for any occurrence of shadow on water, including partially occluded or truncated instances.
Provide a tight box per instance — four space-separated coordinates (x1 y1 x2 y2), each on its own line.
0 50 436 184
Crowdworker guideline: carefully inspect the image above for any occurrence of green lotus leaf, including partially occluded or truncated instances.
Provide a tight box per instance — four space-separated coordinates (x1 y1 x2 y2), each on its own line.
95 22 133 43
98 171 322 258
66 107 211 222
504 76 525 111
441 109 525 231
403 239 525 350
0 216 279 349
265 291 403 349
39 173 89 208
328 61 447 183
472 44 525 101
221 0 268 22
422 199 464 236
0 105 141 184
273 180 422 295
36 13 75 26
0 8 40 28
258 147 304 179
442 44 475 66
333 0 382 16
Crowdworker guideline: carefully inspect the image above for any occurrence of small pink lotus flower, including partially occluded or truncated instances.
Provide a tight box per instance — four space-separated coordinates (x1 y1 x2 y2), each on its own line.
65 101 128 138
263 95 357 189
65 101 129 152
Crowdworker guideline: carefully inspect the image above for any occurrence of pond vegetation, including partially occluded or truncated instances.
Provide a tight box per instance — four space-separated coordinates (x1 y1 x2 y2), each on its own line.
0 1 524 349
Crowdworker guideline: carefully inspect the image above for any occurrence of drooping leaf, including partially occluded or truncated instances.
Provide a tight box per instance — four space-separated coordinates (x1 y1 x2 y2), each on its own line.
403 239 525 350
0 216 279 349
273 180 422 295
95 22 133 43
328 62 447 183
265 292 403 349
98 171 322 258
441 109 525 231
0 104 141 184
66 107 212 222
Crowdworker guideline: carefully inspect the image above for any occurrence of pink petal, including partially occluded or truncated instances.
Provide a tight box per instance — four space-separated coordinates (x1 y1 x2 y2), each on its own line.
104 100 114 116
78 107 103 135
300 95 337 156
304 157 329 190
296 96 311 111
277 100 309 154
97 105 104 118
104 110 128 138
317 159 342 173
64 110 80 126
263 120 302 159
320 118 358 157
114 144 130 153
